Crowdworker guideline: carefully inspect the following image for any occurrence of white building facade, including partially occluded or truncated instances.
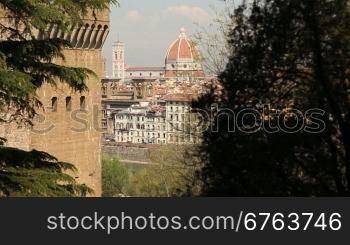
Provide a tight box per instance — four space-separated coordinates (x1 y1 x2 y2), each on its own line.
164 94 199 145
113 96 200 145
114 103 167 144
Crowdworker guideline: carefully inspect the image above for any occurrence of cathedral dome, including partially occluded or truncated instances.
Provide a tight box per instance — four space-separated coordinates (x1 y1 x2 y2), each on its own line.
165 28 201 64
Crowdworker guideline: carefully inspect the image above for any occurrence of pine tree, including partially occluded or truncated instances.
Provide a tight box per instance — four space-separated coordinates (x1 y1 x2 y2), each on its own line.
0 0 117 197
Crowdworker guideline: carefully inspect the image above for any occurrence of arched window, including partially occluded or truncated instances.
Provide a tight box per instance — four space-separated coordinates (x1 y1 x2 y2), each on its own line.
80 96 86 110
51 97 58 112
66 96 72 112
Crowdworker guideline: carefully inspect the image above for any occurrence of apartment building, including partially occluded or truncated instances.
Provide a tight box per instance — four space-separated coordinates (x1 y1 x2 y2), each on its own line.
113 94 200 145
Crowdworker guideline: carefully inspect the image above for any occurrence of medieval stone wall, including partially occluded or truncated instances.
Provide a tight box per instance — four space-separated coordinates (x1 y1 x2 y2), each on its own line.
0 9 110 196
30 48 104 196
102 143 153 163
0 124 31 151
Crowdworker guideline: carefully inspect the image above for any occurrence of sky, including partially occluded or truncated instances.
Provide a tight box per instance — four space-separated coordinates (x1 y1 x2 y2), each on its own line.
102 0 239 76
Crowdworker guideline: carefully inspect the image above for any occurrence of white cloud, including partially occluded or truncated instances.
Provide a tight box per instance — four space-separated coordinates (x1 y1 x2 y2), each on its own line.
163 5 211 22
126 10 143 21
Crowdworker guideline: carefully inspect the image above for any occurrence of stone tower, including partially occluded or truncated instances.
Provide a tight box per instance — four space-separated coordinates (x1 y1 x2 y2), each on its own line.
112 41 125 81
0 10 110 196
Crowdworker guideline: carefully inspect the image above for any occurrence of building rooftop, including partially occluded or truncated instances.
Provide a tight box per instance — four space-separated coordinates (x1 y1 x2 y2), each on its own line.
162 93 197 102
126 66 165 72
130 78 159 81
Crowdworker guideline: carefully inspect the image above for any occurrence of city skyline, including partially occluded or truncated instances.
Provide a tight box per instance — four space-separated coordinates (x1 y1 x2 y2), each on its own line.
102 0 239 76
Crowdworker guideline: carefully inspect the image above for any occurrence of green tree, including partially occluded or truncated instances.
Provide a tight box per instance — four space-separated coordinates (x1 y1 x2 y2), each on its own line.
0 0 117 197
195 0 350 196
125 145 202 197
102 158 129 197
0 137 91 197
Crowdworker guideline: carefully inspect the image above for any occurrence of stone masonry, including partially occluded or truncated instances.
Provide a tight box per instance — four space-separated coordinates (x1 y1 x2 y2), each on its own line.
0 9 110 196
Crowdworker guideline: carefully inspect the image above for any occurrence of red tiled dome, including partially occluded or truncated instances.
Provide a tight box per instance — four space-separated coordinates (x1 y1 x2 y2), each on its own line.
165 28 200 63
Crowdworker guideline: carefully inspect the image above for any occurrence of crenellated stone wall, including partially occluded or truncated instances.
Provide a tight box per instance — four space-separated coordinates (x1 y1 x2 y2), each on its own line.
39 21 109 50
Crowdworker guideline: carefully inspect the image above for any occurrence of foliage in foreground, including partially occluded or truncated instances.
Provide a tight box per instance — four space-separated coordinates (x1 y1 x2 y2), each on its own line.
0 138 92 197
195 0 350 196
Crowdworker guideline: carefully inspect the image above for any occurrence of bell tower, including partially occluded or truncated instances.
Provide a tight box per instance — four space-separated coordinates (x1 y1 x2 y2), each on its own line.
112 40 125 82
